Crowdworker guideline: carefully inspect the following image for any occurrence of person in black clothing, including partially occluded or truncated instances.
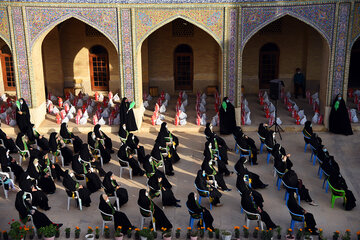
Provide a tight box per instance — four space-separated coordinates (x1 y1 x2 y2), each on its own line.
147 170 180 207
16 98 33 135
126 132 146 164
302 121 313 145
155 122 180 164
234 157 267 189
118 124 129 143
293 68 306 99
102 171 128 207
194 170 222 206
272 144 293 173
118 143 145 176
329 94 353 135
258 123 270 140
0 127 17 153
328 169 356 210
201 157 230 192
236 172 264 210
27 158 56 194
59 123 83 153
62 170 91 207
186 192 214 230
49 132 73 166
0 147 24 179
203 140 230 176
204 123 230 164
233 126 258 165
94 124 114 153
264 130 276 150
151 143 174 176
219 97 236 135
88 131 111 165
137 189 172 230
241 190 277 230
287 192 318 234
119 97 138 132
99 194 133 234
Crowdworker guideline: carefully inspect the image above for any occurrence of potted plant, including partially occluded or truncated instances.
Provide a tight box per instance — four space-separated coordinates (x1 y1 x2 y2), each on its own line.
275 227 281 239
318 229 323 240
151 228 157 239
286 229 294 240
65 228 70 238
208 228 214 239
200 227 205 238
215 229 220 239
39 224 58 240
139 228 154 240
234 226 240 239
75 226 81 239
175 228 181 238
242 225 249 238
104 226 110 239
341 230 351 240
163 228 172 240
304 230 312 240
126 228 132 238
85 226 95 240
190 229 198 240
28 227 35 240
356 231 360 240
55 227 60 238
115 226 124 240
134 228 140 240
221 230 232 240
95 227 100 239
333 231 340 240
187 227 192 239
3 230 9 240
253 227 260 239
295 229 303 240
8 220 27 240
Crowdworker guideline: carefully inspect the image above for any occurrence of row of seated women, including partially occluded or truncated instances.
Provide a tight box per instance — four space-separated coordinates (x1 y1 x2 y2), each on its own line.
303 121 356 211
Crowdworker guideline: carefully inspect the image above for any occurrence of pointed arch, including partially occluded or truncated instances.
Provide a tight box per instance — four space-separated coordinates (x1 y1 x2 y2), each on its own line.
242 12 331 53
0 35 11 52
137 15 223 52
350 34 360 50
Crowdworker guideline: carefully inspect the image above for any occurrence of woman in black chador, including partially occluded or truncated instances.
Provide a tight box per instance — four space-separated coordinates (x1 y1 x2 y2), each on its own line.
94 124 114 156
147 170 181 207
62 170 92 207
219 97 236 135
59 122 83 153
201 157 231 192
258 123 270 140
137 189 173 230
26 158 56 194
156 122 180 164
272 143 293 173
118 143 145 176
126 132 146 164
88 131 111 165
99 194 133 234
186 192 214 230
0 147 24 180
194 170 222 207
102 171 128 207
329 94 353 135
0 126 18 153
120 97 138 131
234 157 267 189
16 98 33 135
49 132 73 166
287 192 318 234
302 121 313 145
328 169 356 210
233 126 258 165
151 143 174 176
203 140 230 176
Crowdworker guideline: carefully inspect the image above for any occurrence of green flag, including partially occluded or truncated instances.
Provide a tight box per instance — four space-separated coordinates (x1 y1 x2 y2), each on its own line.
222 101 227 112
16 100 21 110
129 101 135 110
334 101 340 111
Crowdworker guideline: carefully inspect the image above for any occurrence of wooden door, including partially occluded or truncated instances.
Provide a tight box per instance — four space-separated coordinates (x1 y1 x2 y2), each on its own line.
0 51 15 91
259 43 279 89
89 53 109 91
174 52 193 91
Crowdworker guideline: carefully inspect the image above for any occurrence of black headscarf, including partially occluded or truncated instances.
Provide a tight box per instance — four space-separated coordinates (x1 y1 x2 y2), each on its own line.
329 94 353 135
155 122 169 146
79 143 92 162
60 123 71 139
94 124 102 139
87 132 95 148
62 170 77 191
102 171 117 193
186 192 202 214
16 132 26 150
258 123 269 138
194 170 208 191
219 97 236 135
99 194 113 215
137 189 150 210
304 121 313 135
204 123 215 139
234 157 247 176
49 132 58 152
118 124 128 139
119 98 128 125
151 143 162 160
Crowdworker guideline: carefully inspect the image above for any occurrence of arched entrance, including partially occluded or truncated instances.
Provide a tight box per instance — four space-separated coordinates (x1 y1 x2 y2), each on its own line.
0 39 15 94
259 43 280 89
140 18 222 96
348 39 360 88
89 45 110 91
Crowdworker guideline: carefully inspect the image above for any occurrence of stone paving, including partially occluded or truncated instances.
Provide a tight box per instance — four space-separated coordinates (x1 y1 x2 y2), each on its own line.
0 130 359 239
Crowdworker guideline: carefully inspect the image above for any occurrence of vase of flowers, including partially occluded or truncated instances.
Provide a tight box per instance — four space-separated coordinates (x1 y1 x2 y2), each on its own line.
65 228 70 238
104 226 110 239
356 231 360 240
286 229 294 240
221 230 232 240
190 229 198 240
234 226 240 239
295 229 303 240
85 226 94 240
39 224 58 240
75 226 81 239
208 228 214 239
215 229 220 239
126 228 132 238
253 227 260 239
139 228 154 240
175 228 181 238
114 226 124 240
333 231 340 240
242 225 249 238
276 227 281 239
95 227 100 239
187 227 192 239
341 230 351 240
8 219 27 240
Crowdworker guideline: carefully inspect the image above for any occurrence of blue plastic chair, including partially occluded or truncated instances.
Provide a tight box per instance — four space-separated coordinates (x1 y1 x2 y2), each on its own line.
256 133 265 154
194 183 212 210
302 132 311 153
282 181 301 205
321 170 330 193
264 144 272 164
238 146 252 166
309 145 317 165
287 207 305 231
237 190 244 213
317 158 323 179
273 167 285 191
186 203 205 228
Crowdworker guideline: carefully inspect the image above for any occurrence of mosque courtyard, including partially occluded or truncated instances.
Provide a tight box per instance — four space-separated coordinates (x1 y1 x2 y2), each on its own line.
0 129 359 239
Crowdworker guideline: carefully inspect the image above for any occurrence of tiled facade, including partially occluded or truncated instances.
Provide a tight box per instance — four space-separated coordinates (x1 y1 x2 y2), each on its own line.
0 0 358 126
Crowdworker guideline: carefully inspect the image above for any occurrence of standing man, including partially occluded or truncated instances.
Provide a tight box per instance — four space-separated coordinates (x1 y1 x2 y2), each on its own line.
293 68 306 98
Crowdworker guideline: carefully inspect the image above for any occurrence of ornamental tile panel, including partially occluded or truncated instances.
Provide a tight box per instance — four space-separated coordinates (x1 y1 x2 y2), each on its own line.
135 8 224 48
7 0 299 3
351 2 360 46
228 9 237 104
25 7 118 51
121 9 134 100
0 7 10 46
241 4 336 48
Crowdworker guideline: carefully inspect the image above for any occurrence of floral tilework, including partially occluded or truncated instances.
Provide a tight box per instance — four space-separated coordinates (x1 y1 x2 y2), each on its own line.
351 2 360 46
0 7 10 46
12 7 32 106
241 4 336 48
332 3 350 99
228 9 237 104
135 8 224 48
121 9 134 101
8 0 296 3
25 7 118 51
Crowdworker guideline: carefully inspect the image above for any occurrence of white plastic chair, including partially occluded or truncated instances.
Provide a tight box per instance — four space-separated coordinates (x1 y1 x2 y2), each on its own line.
99 209 113 235
16 145 30 165
108 190 120 210
51 150 64 167
90 146 103 167
118 157 132 179
139 206 156 231
0 172 10 198
67 190 82 211
243 209 264 230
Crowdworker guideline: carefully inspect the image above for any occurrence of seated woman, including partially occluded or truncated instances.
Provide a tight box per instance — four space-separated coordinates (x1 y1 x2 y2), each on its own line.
203 140 230 176
328 169 356 210
151 143 174 176
99 194 133 234
272 144 293 173
0 127 18 153
258 123 270 140
233 126 258 165
18 172 50 211
143 154 172 186
102 171 128 207
118 143 145 176
0 147 24 180
126 132 146 164
137 189 173 230
27 158 56 194
15 190 63 229
287 192 318 233
201 156 231 192
16 132 30 153
236 172 263 209
264 130 276 150
118 124 129 143
186 192 214 230
234 157 267 189
155 122 180 164
30 128 49 151
282 170 317 206
194 170 222 207
39 153 65 181
72 144 103 193
94 124 114 153
60 122 83 153
241 189 277 230
88 131 111 165
62 170 92 207
49 132 73 166
302 121 313 145
147 171 180 207
308 133 323 155
320 155 340 176
204 123 229 164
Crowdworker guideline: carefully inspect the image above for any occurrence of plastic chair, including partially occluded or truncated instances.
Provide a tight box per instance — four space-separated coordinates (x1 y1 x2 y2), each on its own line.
287 207 305 231
194 183 212 210
118 157 133 179
256 133 265 154
99 209 113 235
264 144 272 164
237 190 244 213
0 139 4 147
16 145 29 165
309 145 317 165
327 180 346 208
62 138 73 145
321 170 330 193
302 132 311 153
243 209 264 230
90 146 103 167
151 156 166 174
186 203 205 228
27 214 37 235
66 190 82 211
0 172 10 198
282 181 301 205
107 190 120 210
139 206 156 231
273 167 285 191
50 150 64 167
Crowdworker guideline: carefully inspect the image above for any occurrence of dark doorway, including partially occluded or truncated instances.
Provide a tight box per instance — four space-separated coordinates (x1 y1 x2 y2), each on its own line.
349 39 360 88
174 44 193 91
0 45 15 91
259 43 279 89
89 45 109 91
